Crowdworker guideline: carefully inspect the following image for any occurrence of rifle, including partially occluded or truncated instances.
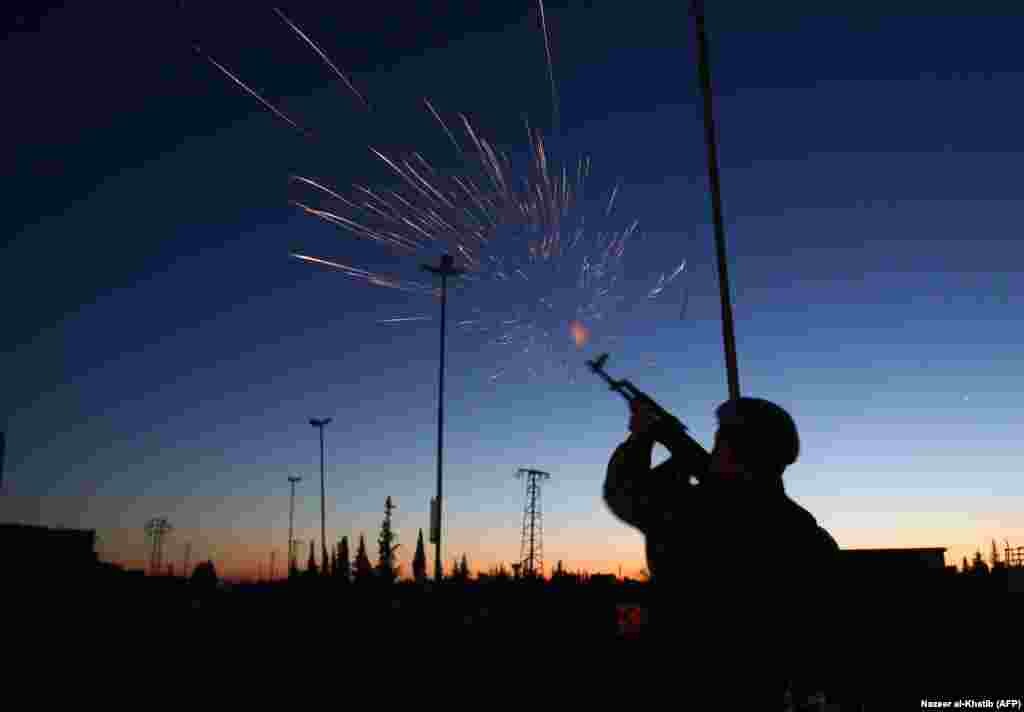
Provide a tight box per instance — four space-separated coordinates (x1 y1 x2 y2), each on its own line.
584 353 688 433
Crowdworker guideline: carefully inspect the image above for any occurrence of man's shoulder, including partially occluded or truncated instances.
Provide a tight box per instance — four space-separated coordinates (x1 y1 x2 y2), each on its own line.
779 496 840 552
778 494 819 524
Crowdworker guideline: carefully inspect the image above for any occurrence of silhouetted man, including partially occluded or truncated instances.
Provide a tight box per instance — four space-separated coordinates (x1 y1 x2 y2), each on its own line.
604 396 842 707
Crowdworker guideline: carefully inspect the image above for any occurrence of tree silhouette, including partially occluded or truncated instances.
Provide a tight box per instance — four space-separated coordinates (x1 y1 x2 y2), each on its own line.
353 534 373 584
485 563 511 582
376 496 400 584
962 556 970 574
191 560 218 592
306 539 318 577
444 555 470 583
412 529 427 584
552 559 567 583
337 537 351 584
971 550 989 576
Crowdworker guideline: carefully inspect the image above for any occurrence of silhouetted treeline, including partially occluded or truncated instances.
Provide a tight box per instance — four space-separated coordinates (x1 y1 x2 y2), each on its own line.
8 517 1021 708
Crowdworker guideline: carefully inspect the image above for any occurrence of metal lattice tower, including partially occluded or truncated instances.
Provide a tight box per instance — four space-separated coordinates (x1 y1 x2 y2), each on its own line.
516 468 551 578
144 517 173 576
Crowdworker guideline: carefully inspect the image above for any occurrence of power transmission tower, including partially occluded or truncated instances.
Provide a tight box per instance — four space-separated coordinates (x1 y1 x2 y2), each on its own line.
144 517 173 576
515 468 551 579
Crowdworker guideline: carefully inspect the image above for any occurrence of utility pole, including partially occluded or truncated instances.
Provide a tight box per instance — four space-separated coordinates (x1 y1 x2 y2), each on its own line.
309 418 332 581
691 0 741 401
421 253 466 583
287 475 302 576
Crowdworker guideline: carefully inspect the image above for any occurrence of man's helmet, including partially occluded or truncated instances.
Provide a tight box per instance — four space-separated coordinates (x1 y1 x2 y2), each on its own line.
714 397 800 472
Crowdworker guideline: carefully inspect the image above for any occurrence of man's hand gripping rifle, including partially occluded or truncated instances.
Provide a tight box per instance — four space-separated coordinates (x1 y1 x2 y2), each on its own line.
585 353 688 438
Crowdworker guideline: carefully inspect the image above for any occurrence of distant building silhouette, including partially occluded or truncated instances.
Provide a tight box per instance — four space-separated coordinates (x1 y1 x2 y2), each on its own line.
841 547 946 572
838 547 951 597
1 522 98 576
587 573 617 587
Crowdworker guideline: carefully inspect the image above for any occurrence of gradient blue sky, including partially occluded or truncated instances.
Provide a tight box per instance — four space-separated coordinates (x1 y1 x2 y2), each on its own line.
2 2 1021 579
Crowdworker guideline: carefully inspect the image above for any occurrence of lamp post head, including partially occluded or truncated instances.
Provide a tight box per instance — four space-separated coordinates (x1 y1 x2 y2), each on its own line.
420 253 467 277
309 417 332 428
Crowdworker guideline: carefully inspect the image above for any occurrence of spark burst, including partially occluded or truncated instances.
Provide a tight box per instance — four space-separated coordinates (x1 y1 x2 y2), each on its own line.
198 3 690 385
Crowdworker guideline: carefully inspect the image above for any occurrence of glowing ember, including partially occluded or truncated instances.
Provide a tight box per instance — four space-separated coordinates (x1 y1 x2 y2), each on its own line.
569 320 590 349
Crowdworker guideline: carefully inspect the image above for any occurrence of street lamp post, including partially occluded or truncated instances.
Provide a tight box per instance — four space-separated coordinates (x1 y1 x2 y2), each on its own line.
421 254 466 583
287 475 301 577
309 418 332 576
690 0 741 401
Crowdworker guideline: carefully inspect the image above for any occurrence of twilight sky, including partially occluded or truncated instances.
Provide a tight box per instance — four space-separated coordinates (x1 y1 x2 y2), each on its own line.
2 1 1021 580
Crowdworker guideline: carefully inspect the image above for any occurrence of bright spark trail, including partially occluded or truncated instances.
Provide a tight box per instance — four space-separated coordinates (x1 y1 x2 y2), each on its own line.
199 2 692 386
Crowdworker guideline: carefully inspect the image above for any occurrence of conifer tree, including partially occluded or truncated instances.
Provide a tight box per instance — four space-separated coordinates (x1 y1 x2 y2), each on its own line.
376 496 400 584
412 529 427 584
306 539 318 576
353 534 373 584
337 537 351 584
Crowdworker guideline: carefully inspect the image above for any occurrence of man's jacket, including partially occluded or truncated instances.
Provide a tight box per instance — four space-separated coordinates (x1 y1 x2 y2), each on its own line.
603 424 843 688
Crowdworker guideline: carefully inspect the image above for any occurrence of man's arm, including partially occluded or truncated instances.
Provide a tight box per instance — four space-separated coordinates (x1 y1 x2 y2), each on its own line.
657 423 713 482
603 434 658 531
602 420 711 531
